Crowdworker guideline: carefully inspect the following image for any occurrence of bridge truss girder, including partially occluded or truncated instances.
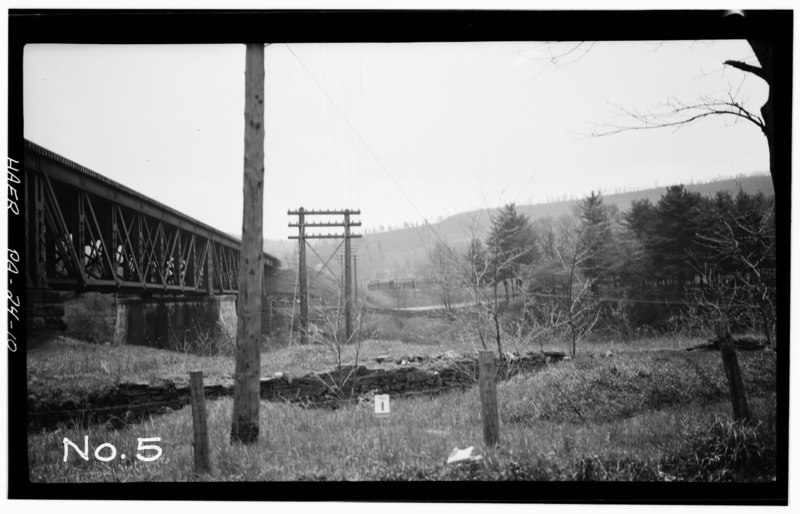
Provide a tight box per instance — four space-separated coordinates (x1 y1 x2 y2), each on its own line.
24 141 279 296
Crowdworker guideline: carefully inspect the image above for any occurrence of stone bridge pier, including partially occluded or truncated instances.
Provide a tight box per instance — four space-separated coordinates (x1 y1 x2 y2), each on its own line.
114 295 272 353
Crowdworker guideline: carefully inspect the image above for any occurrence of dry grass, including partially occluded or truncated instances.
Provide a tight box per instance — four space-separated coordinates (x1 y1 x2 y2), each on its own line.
28 337 236 390
28 346 776 482
28 325 715 393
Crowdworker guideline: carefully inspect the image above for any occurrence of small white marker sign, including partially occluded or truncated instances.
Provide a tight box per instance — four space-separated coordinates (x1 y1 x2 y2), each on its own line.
374 394 391 418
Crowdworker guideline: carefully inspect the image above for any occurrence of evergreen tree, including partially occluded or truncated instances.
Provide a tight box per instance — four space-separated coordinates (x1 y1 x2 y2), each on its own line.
576 191 616 293
703 190 775 276
486 203 538 301
649 185 709 290
623 198 656 242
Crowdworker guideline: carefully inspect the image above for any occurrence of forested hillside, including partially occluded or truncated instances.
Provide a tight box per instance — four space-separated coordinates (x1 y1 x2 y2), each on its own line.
260 174 773 281
347 174 773 281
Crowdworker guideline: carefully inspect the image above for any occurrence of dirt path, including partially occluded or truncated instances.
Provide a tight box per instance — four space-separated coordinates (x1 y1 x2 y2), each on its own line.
389 301 473 312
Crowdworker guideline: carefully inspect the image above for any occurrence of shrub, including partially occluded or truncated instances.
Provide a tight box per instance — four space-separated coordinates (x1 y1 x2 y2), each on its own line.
163 320 235 357
662 418 776 482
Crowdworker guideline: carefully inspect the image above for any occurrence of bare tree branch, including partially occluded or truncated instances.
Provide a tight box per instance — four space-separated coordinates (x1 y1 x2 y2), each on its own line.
590 94 766 138
724 59 767 82
581 41 776 185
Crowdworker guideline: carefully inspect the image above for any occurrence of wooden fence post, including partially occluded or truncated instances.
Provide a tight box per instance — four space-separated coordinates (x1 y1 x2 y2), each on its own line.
478 350 500 446
190 370 211 474
714 321 751 422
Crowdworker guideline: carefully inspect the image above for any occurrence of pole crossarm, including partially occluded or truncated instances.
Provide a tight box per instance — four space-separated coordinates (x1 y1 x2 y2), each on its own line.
289 234 363 239
288 209 361 216
289 221 361 227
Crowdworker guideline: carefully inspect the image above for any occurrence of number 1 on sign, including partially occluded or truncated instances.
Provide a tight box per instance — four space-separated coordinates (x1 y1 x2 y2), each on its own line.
374 394 390 418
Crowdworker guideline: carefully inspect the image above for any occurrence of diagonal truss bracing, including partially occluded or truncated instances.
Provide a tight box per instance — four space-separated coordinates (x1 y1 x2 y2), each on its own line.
23 140 280 295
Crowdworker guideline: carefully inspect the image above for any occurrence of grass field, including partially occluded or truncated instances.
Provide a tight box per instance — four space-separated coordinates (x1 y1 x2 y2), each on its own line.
27 337 776 482
27 321 710 406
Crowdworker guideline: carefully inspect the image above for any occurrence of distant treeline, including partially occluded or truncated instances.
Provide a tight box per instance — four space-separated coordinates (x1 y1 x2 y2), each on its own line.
352 174 772 283
425 184 776 342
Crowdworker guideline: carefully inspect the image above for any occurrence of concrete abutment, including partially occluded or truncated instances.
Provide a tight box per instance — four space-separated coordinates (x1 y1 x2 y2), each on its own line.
113 294 274 352
114 295 238 351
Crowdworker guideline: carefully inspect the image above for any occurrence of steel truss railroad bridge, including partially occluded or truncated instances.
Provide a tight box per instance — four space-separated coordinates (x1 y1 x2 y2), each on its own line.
23 140 280 296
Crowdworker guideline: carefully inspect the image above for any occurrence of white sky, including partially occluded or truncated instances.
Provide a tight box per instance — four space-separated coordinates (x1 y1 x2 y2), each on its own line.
23 40 769 239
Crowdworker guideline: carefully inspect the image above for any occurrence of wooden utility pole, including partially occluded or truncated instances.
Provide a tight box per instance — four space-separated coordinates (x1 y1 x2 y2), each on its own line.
289 209 361 342
344 210 353 340
353 253 358 314
715 320 751 422
297 208 308 345
231 43 265 444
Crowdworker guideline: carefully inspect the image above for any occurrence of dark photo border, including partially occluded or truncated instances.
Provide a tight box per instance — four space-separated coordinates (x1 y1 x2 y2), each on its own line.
7 9 792 504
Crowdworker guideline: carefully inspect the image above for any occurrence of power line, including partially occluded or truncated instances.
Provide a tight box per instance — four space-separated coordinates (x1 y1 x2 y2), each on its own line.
521 290 709 306
284 44 446 252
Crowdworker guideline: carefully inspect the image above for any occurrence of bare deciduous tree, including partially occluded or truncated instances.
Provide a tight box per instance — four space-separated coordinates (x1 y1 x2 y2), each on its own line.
504 288 569 354
530 214 602 358
691 195 776 343
312 285 368 400
462 221 537 359
553 216 602 358
425 239 460 310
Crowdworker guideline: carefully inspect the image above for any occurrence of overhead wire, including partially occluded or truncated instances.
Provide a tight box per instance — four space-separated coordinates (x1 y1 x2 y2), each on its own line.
516 290 714 307
284 44 441 247
285 43 438 280
357 44 364 218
